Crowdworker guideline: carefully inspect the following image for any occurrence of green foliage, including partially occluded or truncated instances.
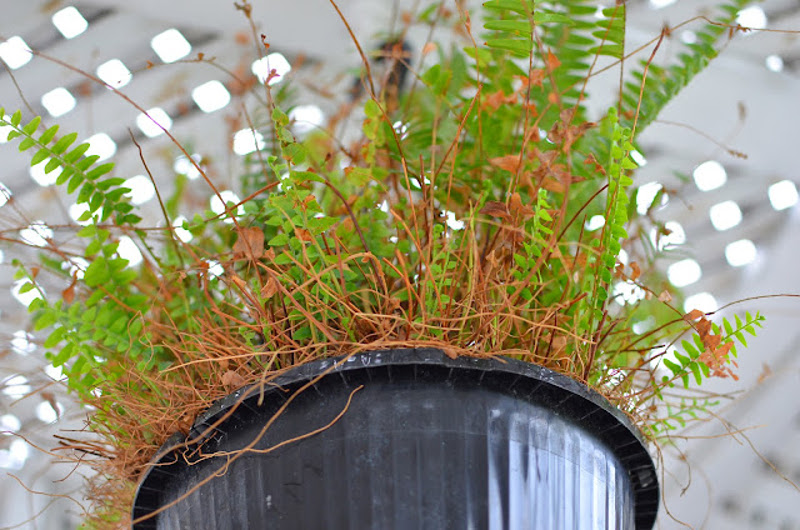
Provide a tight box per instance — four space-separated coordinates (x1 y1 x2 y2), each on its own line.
619 0 752 131
661 312 765 389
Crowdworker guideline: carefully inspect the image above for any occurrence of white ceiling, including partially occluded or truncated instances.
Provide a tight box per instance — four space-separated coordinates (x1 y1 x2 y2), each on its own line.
1 0 800 528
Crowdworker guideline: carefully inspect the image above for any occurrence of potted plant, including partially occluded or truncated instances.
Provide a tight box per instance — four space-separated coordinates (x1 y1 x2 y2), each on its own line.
0 0 766 527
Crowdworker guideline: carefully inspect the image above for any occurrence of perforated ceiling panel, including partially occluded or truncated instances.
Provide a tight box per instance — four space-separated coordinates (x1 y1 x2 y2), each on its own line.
1 1 800 528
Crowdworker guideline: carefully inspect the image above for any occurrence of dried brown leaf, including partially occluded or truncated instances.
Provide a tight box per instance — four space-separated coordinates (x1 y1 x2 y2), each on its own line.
260 277 279 300
683 309 704 321
222 370 246 390
233 227 265 259
630 262 641 281
295 228 314 242
488 155 521 173
546 50 561 70
62 275 77 304
540 177 565 193
480 201 511 220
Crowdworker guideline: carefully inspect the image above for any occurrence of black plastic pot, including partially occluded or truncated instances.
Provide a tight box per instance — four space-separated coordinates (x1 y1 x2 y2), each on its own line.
132 348 658 529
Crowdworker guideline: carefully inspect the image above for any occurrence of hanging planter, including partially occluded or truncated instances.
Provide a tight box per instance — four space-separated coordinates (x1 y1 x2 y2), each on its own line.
132 348 658 529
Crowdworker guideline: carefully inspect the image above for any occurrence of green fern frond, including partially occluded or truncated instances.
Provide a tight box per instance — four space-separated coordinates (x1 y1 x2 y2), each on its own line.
621 0 756 132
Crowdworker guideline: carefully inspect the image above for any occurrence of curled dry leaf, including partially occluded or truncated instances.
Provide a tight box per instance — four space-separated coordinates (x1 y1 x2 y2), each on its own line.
630 262 641 281
295 228 313 242
62 274 78 304
260 276 279 300
221 370 246 391
422 42 437 55
488 154 521 173
232 227 265 260
540 177 566 193
508 192 535 219
546 50 561 70
658 290 672 302
483 90 518 111
480 201 511 220
683 309 704 321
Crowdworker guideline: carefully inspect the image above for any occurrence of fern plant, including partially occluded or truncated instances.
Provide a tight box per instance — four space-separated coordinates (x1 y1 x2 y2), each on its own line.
0 0 766 525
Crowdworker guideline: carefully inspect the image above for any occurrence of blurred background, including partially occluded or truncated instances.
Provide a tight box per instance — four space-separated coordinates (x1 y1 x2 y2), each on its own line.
0 0 799 528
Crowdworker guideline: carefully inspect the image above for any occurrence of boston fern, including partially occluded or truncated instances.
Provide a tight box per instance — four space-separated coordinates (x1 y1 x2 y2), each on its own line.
0 0 764 523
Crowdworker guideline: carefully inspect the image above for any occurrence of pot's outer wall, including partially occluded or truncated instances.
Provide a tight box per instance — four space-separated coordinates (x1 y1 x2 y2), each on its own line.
133 349 659 529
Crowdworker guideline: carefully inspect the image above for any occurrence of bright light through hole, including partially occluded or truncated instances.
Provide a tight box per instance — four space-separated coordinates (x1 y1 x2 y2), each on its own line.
233 129 265 155
36 401 60 424
41 87 76 117
151 28 191 63
680 31 697 44
684 292 718 314
0 439 30 470
30 158 58 187
11 279 43 307
725 239 757 267
737 6 767 30
52 6 88 39
45 364 64 381
137 108 172 138
0 123 12 143
651 220 685 251
709 200 742 231
668 259 702 287
630 150 647 167
0 36 32 69
586 215 605 231
1 414 21 433
125 175 155 204
636 182 664 215
117 236 143 268
613 281 646 306
62 257 88 280
85 133 116 160
174 154 202 179
97 59 132 89
69 203 91 225
649 0 677 8
289 105 325 135
766 55 784 73
206 260 224 278
693 160 727 191
192 80 231 113
768 180 798 210
11 331 35 356
20 221 53 247
210 190 242 223
251 52 291 85
172 216 193 243
2 375 31 399
444 211 464 230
